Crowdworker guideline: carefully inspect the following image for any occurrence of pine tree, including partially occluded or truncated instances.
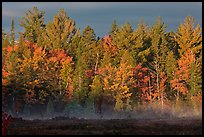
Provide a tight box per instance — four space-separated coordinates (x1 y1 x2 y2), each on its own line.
19 6 45 44
149 17 168 109
109 19 119 37
175 16 202 57
81 26 96 47
43 9 78 50
111 22 133 67
90 75 103 99
120 49 135 67
79 26 98 70
10 18 15 46
113 22 133 51
100 51 112 68
131 20 151 64
72 54 90 106
189 56 202 96
165 50 177 97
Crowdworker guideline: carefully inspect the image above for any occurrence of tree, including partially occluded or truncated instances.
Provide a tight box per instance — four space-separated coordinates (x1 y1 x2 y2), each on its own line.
81 26 96 47
120 49 135 67
111 22 133 66
131 20 151 64
60 56 74 100
2 44 22 116
100 35 116 67
170 49 196 102
98 63 134 111
90 75 103 100
2 33 10 48
19 6 45 44
148 17 168 109
189 54 202 96
174 16 202 57
72 54 90 106
10 18 15 46
43 9 79 50
72 26 98 106
165 50 177 98
90 75 104 116
109 19 119 37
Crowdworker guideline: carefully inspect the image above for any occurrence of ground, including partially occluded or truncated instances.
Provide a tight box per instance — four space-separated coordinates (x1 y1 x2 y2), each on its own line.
7 117 202 135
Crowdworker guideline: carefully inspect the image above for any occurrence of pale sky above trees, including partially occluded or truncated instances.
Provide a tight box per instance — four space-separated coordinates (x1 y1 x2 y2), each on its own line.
2 2 202 37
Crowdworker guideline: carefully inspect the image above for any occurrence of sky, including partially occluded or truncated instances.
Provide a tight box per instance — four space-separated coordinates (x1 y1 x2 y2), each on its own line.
2 2 202 38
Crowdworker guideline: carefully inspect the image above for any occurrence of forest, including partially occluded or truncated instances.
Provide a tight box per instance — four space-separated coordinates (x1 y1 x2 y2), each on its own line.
2 7 202 121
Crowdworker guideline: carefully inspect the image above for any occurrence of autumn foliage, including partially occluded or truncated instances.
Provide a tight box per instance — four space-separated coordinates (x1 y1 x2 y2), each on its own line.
2 7 202 120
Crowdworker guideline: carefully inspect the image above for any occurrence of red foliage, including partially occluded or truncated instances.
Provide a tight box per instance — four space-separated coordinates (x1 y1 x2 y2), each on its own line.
103 35 117 55
85 67 95 79
49 48 67 64
2 112 13 135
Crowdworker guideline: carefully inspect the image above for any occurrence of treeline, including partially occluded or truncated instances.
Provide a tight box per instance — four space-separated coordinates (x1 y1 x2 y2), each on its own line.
2 7 202 117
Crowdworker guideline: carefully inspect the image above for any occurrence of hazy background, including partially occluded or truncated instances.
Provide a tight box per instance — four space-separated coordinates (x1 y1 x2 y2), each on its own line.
2 2 202 38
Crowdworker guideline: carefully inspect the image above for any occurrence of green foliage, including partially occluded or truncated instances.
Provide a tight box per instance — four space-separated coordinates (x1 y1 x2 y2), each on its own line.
2 6 202 116
120 50 135 67
114 94 124 112
19 6 45 44
189 59 202 96
131 20 151 64
43 9 78 50
175 16 202 57
90 75 103 99
10 18 15 46
165 51 177 82
109 19 119 37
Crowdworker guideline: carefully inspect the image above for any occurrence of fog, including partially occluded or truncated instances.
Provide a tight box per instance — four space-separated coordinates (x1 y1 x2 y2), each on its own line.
4 102 202 121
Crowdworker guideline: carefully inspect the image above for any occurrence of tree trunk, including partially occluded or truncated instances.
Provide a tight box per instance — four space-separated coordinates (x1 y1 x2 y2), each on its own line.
94 52 99 73
161 89 164 112
148 72 152 101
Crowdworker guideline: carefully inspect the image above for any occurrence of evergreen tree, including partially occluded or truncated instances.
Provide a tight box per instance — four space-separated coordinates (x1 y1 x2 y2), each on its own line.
109 19 119 37
79 26 97 69
43 9 79 50
131 20 151 64
100 51 112 68
175 16 202 57
10 18 15 46
81 26 96 47
72 53 90 106
90 75 103 98
165 50 177 97
189 56 202 96
113 22 133 51
149 17 168 109
120 49 135 67
19 6 45 44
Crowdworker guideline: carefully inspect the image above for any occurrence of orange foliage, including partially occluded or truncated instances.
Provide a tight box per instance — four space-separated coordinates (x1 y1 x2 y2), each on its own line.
103 35 117 55
171 49 195 95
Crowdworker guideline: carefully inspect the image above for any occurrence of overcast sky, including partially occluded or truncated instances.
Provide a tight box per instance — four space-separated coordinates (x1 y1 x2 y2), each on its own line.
2 2 202 38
